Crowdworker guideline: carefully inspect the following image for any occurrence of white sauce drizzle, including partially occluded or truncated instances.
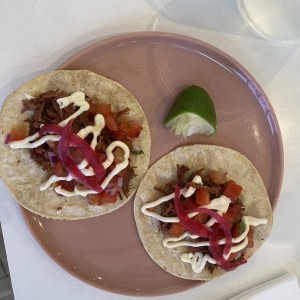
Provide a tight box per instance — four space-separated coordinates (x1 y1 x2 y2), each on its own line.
141 177 268 273
9 91 131 198
51 140 130 196
9 133 60 149
141 182 231 223
57 91 90 126
180 252 216 273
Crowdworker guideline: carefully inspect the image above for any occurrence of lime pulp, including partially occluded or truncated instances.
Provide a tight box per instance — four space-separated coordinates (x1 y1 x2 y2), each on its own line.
164 85 217 137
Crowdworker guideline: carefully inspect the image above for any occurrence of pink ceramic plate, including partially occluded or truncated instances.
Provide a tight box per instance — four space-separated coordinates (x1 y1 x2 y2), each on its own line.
22 32 283 296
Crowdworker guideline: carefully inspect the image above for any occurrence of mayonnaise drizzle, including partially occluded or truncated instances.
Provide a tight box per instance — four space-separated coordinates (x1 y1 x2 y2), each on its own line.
9 133 60 149
141 175 231 223
141 177 268 273
181 252 216 273
51 140 130 196
9 91 131 198
178 215 267 273
57 91 90 126
9 91 90 149
164 216 266 249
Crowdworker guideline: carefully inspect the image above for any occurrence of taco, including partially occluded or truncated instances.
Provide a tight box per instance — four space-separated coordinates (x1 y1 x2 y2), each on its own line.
134 145 273 280
0 70 151 220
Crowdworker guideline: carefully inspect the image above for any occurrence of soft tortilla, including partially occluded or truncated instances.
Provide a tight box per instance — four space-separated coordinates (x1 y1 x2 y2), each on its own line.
134 145 273 280
0 70 151 220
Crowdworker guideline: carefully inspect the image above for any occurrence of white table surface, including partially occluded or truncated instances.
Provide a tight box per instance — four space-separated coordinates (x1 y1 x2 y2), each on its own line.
1 1 300 299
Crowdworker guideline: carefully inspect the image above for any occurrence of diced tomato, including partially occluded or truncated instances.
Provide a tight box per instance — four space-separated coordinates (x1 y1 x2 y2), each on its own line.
182 197 197 210
222 180 242 202
56 180 75 192
54 162 68 177
227 204 243 223
89 103 118 131
210 170 227 184
222 212 235 229
211 223 225 239
193 213 208 224
97 192 118 205
232 221 245 238
115 120 142 140
195 187 210 205
105 115 118 131
89 103 112 116
87 192 118 205
169 223 185 237
9 123 27 142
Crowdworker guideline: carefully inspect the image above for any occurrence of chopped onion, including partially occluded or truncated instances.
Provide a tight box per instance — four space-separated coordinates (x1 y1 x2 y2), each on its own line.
4 134 10 145
39 123 63 136
48 151 58 166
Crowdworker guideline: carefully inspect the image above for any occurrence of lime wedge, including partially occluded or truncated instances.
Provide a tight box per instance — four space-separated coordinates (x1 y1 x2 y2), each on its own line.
164 85 217 137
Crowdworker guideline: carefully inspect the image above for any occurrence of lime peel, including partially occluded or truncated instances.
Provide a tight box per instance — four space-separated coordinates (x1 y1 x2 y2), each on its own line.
164 85 217 138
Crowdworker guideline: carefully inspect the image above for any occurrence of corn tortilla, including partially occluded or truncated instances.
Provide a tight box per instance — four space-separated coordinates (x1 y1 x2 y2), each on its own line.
134 145 273 280
0 70 151 220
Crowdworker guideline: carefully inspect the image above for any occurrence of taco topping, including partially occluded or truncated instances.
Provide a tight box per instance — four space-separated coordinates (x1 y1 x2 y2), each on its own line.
7 91 143 204
141 165 268 274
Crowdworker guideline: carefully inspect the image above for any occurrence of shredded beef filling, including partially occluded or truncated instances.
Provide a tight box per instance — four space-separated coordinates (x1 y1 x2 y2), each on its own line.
22 90 135 196
156 165 245 272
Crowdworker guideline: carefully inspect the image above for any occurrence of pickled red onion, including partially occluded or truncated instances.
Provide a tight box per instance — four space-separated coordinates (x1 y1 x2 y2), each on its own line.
209 230 247 271
57 120 104 192
39 123 63 136
174 185 241 270
174 186 212 237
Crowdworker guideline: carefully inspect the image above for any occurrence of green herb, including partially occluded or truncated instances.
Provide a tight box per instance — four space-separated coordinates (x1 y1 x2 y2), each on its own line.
239 222 246 235
131 149 144 155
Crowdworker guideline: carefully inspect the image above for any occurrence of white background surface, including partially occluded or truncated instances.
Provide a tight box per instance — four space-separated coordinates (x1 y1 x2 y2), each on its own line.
1 0 300 299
